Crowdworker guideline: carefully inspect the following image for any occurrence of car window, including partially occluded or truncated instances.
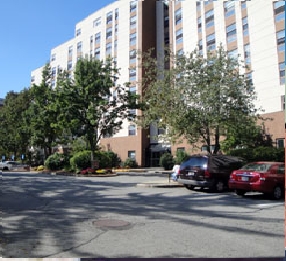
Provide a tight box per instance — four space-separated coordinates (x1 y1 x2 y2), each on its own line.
180 157 208 169
277 164 285 175
241 163 272 172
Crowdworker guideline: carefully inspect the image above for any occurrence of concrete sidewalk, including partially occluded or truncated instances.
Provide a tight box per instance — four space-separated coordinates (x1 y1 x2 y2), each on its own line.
136 179 183 188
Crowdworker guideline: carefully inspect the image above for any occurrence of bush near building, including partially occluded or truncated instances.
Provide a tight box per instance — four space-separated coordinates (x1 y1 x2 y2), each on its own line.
70 150 121 173
160 152 174 170
229 146 284 162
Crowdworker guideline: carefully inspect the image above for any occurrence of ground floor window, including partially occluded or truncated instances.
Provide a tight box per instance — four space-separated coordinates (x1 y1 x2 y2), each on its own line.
276 138 285 148
128 150 136 159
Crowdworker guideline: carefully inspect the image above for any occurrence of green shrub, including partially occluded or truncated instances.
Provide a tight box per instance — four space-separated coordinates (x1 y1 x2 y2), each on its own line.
175 150 189 164
160 152 173 170
122 158 138 168
70 150 91 172
229 146 285 163
45 153 67 171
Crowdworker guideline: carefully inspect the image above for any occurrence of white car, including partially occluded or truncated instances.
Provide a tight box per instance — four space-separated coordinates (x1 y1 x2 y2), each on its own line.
0 161 20 171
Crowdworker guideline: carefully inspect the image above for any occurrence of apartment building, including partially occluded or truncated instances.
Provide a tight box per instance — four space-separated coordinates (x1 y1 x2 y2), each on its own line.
31 0 285 166
168 0 285 154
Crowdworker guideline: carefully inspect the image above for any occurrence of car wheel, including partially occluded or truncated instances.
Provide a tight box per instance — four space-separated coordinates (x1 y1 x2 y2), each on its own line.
184 184 195 190
213 180 224 192
235 189 246 196
272 186 283 200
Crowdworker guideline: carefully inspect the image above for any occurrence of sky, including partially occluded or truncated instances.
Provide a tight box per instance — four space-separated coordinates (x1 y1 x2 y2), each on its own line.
0 0 115 99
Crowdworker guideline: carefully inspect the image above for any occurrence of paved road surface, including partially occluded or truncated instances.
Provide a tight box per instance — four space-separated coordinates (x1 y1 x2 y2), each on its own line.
1 171 284 258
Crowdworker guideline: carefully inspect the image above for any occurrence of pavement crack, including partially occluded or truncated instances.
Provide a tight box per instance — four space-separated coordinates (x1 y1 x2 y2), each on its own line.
42 230 108 257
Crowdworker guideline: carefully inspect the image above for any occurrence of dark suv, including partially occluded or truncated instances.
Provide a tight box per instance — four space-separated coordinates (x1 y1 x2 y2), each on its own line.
177 154 244 192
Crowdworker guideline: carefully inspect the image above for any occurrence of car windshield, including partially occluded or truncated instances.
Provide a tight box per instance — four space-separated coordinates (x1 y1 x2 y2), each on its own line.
240 163 272 172
181 157 208 169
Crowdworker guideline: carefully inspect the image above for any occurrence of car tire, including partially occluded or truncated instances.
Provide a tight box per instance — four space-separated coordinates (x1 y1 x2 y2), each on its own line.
212 180 224 192
272 186 283 200
235 189 246 196
184 184 195 190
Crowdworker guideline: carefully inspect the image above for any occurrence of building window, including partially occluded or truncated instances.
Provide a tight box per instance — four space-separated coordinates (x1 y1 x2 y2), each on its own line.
197 16 202 33
115 8 119 21
106 27 112 39
76 28 81 36
51 67 56 78
205 9 214 28
281 95 285 110
242 16 249 36
228 48 238 60
206 33 215 51
51 53 56 61
130 32 137 46
226 23 237 43
95 32 100 44
106 11 113 24
77 41 82 52
277 138 285 148
93 17 101 27
68 46 73 56
205 1 212 6
128 150 136 159
241 1 246 9
114 40 117 52
67 61 72 71
244 44 251 65
129 68 136 81
130 1 137 13
129 86 137 95
129 49 136 64
279 63 285 85
196 1 201 11
224 1 235 17
175 8 182 25
129 109 136 117
128 125 136 136
130 15 137 29
245 72 253 85
274 1 285 22
176 28 183 44
106 42 112 56
277 30 285 52
94 47 100 60
198 39 203 55
115 24 118 36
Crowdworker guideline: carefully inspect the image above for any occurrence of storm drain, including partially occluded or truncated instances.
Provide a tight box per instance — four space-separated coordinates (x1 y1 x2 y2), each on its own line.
92 219 132 230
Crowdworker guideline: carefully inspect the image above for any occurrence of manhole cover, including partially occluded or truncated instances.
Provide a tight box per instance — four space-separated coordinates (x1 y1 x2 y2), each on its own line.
92 219 131 230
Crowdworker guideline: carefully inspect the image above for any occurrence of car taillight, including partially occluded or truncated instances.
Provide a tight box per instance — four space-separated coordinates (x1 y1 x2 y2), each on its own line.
229 172 234 180
259 173 266 181
205 170 210 177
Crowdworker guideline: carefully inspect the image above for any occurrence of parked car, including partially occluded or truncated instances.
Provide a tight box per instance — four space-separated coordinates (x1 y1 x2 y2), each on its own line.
228 161 285 200
0 161 20 171
177 154 244 192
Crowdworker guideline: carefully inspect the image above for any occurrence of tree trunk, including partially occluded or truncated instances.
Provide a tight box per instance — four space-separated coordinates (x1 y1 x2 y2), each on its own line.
213 126 220 154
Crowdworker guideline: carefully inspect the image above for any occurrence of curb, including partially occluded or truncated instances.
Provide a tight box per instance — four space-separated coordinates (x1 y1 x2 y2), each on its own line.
136 182 183 188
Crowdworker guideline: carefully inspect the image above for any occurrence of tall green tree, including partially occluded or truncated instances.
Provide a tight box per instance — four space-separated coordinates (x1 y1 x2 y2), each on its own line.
55 57 139 163
28 63 61 159
139 45 260 154
0 89 31 160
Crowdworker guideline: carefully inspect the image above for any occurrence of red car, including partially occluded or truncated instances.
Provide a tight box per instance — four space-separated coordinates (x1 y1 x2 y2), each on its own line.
228 161 285 200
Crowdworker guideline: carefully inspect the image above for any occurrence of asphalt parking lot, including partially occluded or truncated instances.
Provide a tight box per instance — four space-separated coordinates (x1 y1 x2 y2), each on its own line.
1 171 284 258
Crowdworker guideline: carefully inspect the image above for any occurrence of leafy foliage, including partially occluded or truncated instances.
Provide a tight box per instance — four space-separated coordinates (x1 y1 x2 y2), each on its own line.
229 147 284 162
55 57 140 162
139 45 260 154
44 153 69 171
159 152 174 170
122 157 138 168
